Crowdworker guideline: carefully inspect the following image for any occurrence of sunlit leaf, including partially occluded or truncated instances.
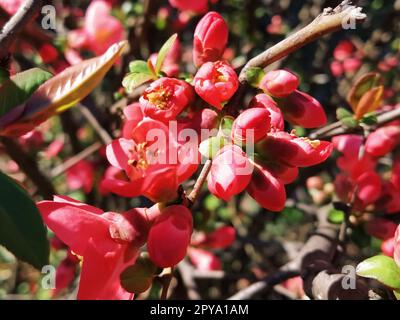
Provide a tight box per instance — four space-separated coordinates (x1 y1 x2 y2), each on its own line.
129 60 151 74
347 72 382 111
0 41 128 137
0 171 49 270
155 33 177 74
354 85 384 119
0 68 53 117
356 255 400 289
122 72 154 93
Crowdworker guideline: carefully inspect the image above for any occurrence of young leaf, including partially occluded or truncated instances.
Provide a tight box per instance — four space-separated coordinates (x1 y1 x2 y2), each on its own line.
328 208 345 224
123 72 154 93
120 253 157 293
354 86 384 120
155 33 177 74
0 41 128 137
347 72 382 111
0 68 53 117
129 60 151 74
246 67 265 87
0 172 49 270
336 107 353 120
356 255 400 289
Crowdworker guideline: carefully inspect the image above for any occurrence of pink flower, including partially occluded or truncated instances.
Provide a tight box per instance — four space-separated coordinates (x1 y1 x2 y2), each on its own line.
104 117 198 202
208 145 253 201
44 139 64 160
231 108 271 144
39 44 59 64
365 123 400 157
249 94 284 131
147 205 193 268
169 0 208 14
37 196 152 299
67 0 124 56
193 12 228 67
259 70 299 98
66 160 94 194
0 0 23 15
279 90 327 128
140 77 194 122
193 61 238 109
394 225 400 267
333 40 355 61
192 226 236 249
187 248 222 271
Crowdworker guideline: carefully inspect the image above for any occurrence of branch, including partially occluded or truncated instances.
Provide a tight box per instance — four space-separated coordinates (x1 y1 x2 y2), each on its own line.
0 136 55 199
309 107 400 140
0 0 43 62
239 1 366 82
187 159 212 205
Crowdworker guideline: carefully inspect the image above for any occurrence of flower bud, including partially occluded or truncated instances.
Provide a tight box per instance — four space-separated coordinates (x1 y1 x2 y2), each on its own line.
279 90 327 128
193 12 228 67
365 124 400 157
193 61 238 109
249 94 284 131
208 145 253 201
259 70 299 98
147 205 193 268
231 108 271 144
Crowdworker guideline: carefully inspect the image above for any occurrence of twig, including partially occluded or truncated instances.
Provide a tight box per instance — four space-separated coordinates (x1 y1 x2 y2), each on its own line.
177 260 201 300
187 160 212 204
239 1 366 82
0 0 43 62
50 142 102 178
310 107 400 140
78 105 113 145
0 136 55 199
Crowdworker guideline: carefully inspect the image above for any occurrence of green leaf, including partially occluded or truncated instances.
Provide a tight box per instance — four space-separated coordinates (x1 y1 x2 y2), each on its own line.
0 172 49 270
155 33 177 74
361 112 378 125
246 67 265 87
340 116 359 129
328 208 345 224
129 60 151 74
356 255 400 289
0 68 53 117
219 116 234 138
336 107 353 120
199 136 227 159
122 72 154 93
120 253 157 293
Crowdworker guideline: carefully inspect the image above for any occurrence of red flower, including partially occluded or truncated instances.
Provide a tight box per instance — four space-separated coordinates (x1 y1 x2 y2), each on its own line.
279 90 327 128
366 218 398 240
105 117 198 202
249 94 284 131
140 77 194 122
193 61 238 109
169 0 208 14
231 108 271 144
187 248 222 271
37 196 153 300
365 122 400 157
394 225 400 267
259 69 299 98
39 44 59 64
66 160 94 193
147 205 193 268
52 250 79 297
193 12 228 67
208 145 253 201
193 226 236 249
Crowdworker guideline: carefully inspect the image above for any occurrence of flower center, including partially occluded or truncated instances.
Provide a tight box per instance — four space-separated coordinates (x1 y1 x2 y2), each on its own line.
301 137 321 149
146 86 173 110
128 142 149 170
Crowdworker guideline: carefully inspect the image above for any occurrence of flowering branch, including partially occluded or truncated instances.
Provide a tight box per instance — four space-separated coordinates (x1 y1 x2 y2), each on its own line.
0 0 43 63
310 107 400 140
239 0 366 83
